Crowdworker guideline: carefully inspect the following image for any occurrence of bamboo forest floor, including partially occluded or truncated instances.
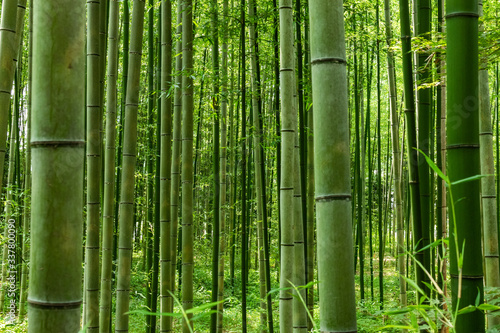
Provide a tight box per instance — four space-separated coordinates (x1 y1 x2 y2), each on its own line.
1 246 424 332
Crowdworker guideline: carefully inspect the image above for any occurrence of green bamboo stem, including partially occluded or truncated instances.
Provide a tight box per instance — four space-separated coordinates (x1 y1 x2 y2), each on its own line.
292 6 307 328
438 0 448 305
99 0 108 118
249 1 273 329
309 0 357 330
151 28 161 333
398 0 424 294
247 0 268 330
229 42 238 290
273 0 281 273
0 0 25 190
192 49 207 201
114 1 146 331
279 0 295 327
181 0 194 330
99 1 119 331
18 2 32 319
478 0 500 328
28 1 85 330
416 0 432 298
170 1 182 300
295 0 307 284
0 74 19 313
375 5 384 311
160 0 173 332
145 1 155 331
306 96 315 332
114 0 129 265
446 0 484 330
293 108 307 332
216 0 229 328
240 0 248 328
383 0 405 308
353 41 364 300
84 0 102 330
364 45 374 301
0 3 27 308
303 10 315 328
210 0 220 329
435 0 445 309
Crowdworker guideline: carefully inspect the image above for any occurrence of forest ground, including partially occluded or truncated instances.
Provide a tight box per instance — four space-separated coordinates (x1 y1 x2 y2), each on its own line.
1 245 411 332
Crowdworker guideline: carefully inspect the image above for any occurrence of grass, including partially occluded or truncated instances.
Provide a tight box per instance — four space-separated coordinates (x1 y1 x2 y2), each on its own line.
1 242 421 332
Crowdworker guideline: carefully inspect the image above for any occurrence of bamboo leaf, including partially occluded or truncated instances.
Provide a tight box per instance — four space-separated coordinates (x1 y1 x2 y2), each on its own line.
402 275 426 298
185 300 224 314
477 303 500 311
451 174 489 186
410 312 419 328
417 149 449 184
379 324 415 330
458 305 476 315
385 308 411 315
459 240 466 268
192 310 219 321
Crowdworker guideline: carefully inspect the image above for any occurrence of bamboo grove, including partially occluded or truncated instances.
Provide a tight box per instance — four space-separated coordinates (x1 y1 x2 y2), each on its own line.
0 0 499 332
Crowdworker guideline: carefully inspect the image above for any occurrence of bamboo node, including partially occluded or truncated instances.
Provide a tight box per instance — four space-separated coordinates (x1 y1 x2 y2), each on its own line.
27 299 82 309
315 194 351 202
311 57 347 65
450 273 483 279
30 140 85 148
0 28 16 34
446 11 479 19
446 144 479 150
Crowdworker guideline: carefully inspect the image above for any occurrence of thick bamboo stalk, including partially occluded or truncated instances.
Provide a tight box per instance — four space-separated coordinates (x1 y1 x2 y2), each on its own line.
28 1 85 330
309 0 357 331
279 0 295 327
446 0 484 330
99 1 120 332
84 0 102 330
416 0 432 297
114 1 146 331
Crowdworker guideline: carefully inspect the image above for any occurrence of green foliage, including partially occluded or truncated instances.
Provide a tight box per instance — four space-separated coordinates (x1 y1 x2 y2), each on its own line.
381 150 492 332
128 293 222 333
0 317 27 332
